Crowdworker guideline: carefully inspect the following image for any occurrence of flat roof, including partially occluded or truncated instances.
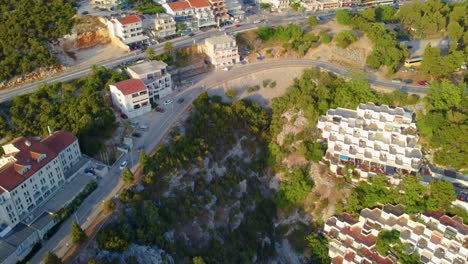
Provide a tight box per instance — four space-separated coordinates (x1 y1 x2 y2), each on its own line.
29 212 54 230
0 240 16 263
205 34 236 45
3 223 37 247
127 60 168 75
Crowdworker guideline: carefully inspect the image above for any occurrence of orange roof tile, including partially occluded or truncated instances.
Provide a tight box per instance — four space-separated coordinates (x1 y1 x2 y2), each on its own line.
188 0 210 8
167 1 191 11
118 15 141 25
41 130 78 155
111 79 147 96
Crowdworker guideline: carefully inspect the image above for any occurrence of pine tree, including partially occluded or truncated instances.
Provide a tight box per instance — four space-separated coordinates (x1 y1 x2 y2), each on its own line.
44 251 62 264
71 221 87 245
121 167 135 184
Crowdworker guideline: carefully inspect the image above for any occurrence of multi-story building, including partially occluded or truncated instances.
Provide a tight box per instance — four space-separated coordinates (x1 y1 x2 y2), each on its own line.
325 204 468 264
0 131 81 235
204 35 240 68
110 79 151 119
107 15 149 46
207 0 230 24
224 0 244 21
126 61 173 101
140 13 177 39
317 103 422 182
299 0 355 11
92 0 121 9
164 0 217 30
260 0 290 9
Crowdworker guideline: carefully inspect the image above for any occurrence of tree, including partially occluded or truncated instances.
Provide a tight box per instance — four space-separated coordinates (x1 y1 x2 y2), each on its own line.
307 16 319 26
375 230 400 256
193 256 206 264
139 149 147 166
44 251 62 264
71 221 87 245
376 5 397 22
447 21 464 44
334 31 358 49
427 180 456 210
176 22 186 32
146 48 155 59
336 10 353 25
361 8 376 22
400 176 427 214
262 80 268 88
260 3 271 9
225 89 237 99
121 168 135 184
164 42 174 55
269 81 277 88
319 31 332 43
420 44 443 77
426 79 464 110
306 233 330 264
103 200 116 214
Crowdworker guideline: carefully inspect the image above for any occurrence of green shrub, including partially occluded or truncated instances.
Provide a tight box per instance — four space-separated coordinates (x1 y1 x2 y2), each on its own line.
225 89 238 99
269 81 277 88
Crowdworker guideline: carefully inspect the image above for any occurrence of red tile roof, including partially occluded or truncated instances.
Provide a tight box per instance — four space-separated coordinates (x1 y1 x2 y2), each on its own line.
332 256 343 264
359 248 394 264
118 15 141 25
167 1 191 11
41 131 78 155
111 79 147 96
188 0 210 8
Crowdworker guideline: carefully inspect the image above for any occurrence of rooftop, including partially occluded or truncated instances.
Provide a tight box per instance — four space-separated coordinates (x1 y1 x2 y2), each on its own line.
0 240 15 263
188 0 211 8
117 15 141 25
29 212 54 230
111 79 147 96
127 60 168 76
2 223 37 246
205 34 236 45
166 1 191 10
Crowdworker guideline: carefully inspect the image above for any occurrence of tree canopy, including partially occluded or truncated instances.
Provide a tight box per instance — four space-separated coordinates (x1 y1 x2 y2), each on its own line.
71 221 87 245
0 0 76 81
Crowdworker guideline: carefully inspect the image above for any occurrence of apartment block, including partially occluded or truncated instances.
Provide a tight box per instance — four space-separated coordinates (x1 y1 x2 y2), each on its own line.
92 0 121 9
164 0 217 30
0 131 81 235
207 0 230 23
107 15 149 45
224 0 244 21
299 0 356 11
325 204 467 264
204 35 240 68
126 61 172 100
260 0 291 9
317 103 422 182
140 13 177 39
110 79 151 119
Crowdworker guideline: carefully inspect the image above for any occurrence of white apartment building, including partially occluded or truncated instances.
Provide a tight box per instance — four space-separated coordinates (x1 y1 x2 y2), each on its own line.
317 103 422 182
164 0 217 30
260 0 290 10
110 79 151 119
126 61 172 100
204 35 240 68
140 13 177 39
92 0 121 9
0 131 81 236
325 204 468 264
207 0 230 23
299 0 355 11
107 15 149 45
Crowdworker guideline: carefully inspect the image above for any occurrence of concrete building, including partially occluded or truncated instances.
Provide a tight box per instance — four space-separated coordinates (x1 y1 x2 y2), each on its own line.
92 0 121 9
107 15 149 46
207 0 230 24
225 0 244 21
126 61 173 101
110 79 151 119
204 35 239 68
325 205 468 264
140 13 177 39
260 0 291 9
299 0 356 11
164 0 217 30
0 131 81 235
317 103 422 183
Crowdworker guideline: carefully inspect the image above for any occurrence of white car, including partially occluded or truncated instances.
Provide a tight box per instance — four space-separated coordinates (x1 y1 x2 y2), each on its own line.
164 99 174 105
119 160 128 170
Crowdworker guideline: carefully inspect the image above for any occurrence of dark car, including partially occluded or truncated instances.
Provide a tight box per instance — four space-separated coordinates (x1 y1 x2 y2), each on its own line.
81 11 89 15
403 79 413 84
177 98 185 104
132 133 142 138
189 33 195 37
120 113 128 119
155 107 165 113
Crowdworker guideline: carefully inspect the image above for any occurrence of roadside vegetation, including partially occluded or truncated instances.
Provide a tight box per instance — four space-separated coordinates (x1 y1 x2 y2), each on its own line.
0 0 76 82
0 66 126 155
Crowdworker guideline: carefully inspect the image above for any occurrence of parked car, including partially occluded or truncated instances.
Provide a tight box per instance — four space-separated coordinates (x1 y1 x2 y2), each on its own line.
391 78 402 83
119 161 128 170
81 11 89 15
84 167 95 175
407 45 413 49
403 79 413 84
155 107 165 113
234 24 241 28
132 132 142 138
138 125 149 131
137 144 145 151
131 122 139 129
177 98 185 104
120 113 128 119
164 99 174 105
418 81 428 86
188 33 195 36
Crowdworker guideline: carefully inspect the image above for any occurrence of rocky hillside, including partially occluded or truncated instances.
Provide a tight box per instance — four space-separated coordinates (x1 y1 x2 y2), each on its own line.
58 16 110 51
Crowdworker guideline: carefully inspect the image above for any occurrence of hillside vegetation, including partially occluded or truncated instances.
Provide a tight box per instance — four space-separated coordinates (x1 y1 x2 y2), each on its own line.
0 0 76 82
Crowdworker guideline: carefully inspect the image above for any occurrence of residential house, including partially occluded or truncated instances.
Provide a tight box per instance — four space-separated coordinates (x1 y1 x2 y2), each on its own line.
140 13 177 39
0 131 81 236
164 0 217 30
260 0 291 10
317 103 422 183
126 61 173 101
110 79 151 119
325 204 468 264
204 35 240 68
107 15 149 46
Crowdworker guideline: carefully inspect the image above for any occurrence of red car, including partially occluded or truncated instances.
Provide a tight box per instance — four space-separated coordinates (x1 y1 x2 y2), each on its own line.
234 24 241 28
418 81 428 86
120 113 128 119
